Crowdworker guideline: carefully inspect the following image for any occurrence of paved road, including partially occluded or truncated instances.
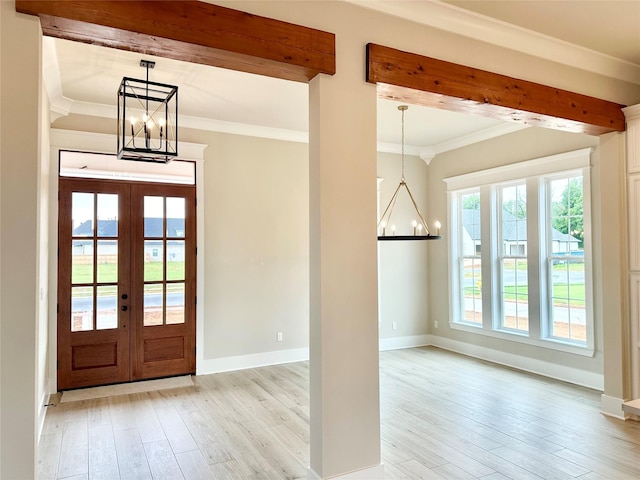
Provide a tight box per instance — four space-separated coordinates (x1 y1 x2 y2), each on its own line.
463 269 584 288
72 292 184 312
464 297 586 324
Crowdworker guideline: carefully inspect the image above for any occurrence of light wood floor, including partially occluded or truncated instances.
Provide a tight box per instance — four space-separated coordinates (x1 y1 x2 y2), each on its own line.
38 347 640 479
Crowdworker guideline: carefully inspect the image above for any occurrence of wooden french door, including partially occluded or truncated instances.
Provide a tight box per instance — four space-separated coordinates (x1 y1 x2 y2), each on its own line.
58 178 196 390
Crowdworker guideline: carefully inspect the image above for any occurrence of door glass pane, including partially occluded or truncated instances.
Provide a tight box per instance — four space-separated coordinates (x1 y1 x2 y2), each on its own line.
97 194 118 237
144 196 164 237
167 240 185 281
166 283 185 324
72 240 93 284
144 283 164 326
97 240 118 283
72 192 94 237
144 241 164 281
96 285 118 330
71 286 93 331
166 197 185 238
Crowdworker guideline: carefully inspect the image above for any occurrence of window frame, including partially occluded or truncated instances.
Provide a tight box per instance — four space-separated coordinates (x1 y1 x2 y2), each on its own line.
454 189 483 327
543 170 594 348
444 148 594 356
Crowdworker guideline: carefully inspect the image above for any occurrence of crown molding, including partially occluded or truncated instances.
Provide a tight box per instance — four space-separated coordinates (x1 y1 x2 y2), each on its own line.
623 104 640 122
348 0 640 85
62 99 310 144
419 148 436 165
42 37 72 121
49 96 528 158
376 142 422 156
50 128 207 162
432 122 529 155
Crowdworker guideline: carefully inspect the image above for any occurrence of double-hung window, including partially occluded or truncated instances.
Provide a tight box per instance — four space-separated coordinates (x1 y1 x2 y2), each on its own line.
499 183 528 333
445 148 593 355
458 190 482 325
546 174 588 344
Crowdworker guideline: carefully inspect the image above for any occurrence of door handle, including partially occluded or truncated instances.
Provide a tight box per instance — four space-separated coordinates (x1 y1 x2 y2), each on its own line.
121 305 128 311
121 293 128 300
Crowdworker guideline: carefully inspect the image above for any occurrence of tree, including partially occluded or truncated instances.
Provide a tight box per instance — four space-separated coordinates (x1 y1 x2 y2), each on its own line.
462 193 480 210
552 178 583 248
502 185 526 219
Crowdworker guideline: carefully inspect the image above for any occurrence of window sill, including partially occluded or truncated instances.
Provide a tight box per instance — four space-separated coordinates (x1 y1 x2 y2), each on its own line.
449 321 595 357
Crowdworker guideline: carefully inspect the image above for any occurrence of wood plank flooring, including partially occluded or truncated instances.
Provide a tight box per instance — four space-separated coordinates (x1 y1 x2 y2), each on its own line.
38 347 640 479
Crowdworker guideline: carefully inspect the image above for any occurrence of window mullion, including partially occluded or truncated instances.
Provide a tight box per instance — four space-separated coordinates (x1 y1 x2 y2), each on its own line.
527 177 542 339
481 185 495 331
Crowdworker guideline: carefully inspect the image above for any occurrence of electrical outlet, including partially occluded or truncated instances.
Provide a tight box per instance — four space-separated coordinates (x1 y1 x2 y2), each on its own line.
277 332 283 342
434 321 439 329
392 321 397 330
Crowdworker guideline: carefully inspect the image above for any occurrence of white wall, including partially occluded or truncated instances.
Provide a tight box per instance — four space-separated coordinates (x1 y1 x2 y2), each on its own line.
200 132 310 361
377 152 432 343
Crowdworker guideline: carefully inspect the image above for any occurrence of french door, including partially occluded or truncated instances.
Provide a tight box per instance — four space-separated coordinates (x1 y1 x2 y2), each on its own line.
58 178 196 390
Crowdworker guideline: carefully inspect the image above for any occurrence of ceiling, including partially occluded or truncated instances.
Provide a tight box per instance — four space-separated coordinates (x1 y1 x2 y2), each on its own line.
45 0 640 158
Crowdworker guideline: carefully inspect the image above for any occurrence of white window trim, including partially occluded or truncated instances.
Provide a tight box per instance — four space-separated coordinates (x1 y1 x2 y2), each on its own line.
444 148 594 357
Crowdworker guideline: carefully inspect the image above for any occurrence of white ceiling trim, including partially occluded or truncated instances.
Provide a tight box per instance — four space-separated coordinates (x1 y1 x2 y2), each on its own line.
51 128 208 162
42 37 72 121
378 122 530 163
348 0 640 85
432 122 530 155
376 142 423 156
52 97 310 144
49 96 527 157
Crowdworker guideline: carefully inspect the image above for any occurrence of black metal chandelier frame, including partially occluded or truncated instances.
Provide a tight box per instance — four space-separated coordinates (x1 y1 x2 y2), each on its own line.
117 59 178 164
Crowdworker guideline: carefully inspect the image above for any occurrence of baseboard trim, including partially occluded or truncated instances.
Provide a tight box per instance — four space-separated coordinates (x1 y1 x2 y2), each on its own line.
602 394 628 420
308 464 385 479
197 335 432 375
430 336 604 390
197 347 309 375
379 334 430 351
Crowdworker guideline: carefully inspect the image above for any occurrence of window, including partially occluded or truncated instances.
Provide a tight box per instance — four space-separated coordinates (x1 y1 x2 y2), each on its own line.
547 175 586 344
459 190 482 325
499 183 528 332
445 149 593 355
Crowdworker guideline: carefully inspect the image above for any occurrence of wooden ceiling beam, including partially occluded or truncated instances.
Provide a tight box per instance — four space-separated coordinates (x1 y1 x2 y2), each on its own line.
16 0 335 83
367 43 625 136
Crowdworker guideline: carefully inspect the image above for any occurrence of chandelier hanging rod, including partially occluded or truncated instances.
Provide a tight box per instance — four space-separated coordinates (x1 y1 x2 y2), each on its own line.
377 104 441 241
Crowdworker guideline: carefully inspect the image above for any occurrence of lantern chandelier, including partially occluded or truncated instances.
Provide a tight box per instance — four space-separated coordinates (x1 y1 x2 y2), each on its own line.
117 59 178 163
378 105 441 241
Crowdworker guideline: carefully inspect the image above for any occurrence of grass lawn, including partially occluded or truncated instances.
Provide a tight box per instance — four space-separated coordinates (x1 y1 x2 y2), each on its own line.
72 261 185 297
464 283 585 307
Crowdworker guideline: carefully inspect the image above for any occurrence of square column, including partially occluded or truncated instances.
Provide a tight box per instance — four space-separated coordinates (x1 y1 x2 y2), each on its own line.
0 1 42 477
624 104 640 402
308 70 381 477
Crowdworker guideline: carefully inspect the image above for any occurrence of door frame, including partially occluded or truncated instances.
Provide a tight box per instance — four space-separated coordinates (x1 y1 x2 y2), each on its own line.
49 132 207 393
